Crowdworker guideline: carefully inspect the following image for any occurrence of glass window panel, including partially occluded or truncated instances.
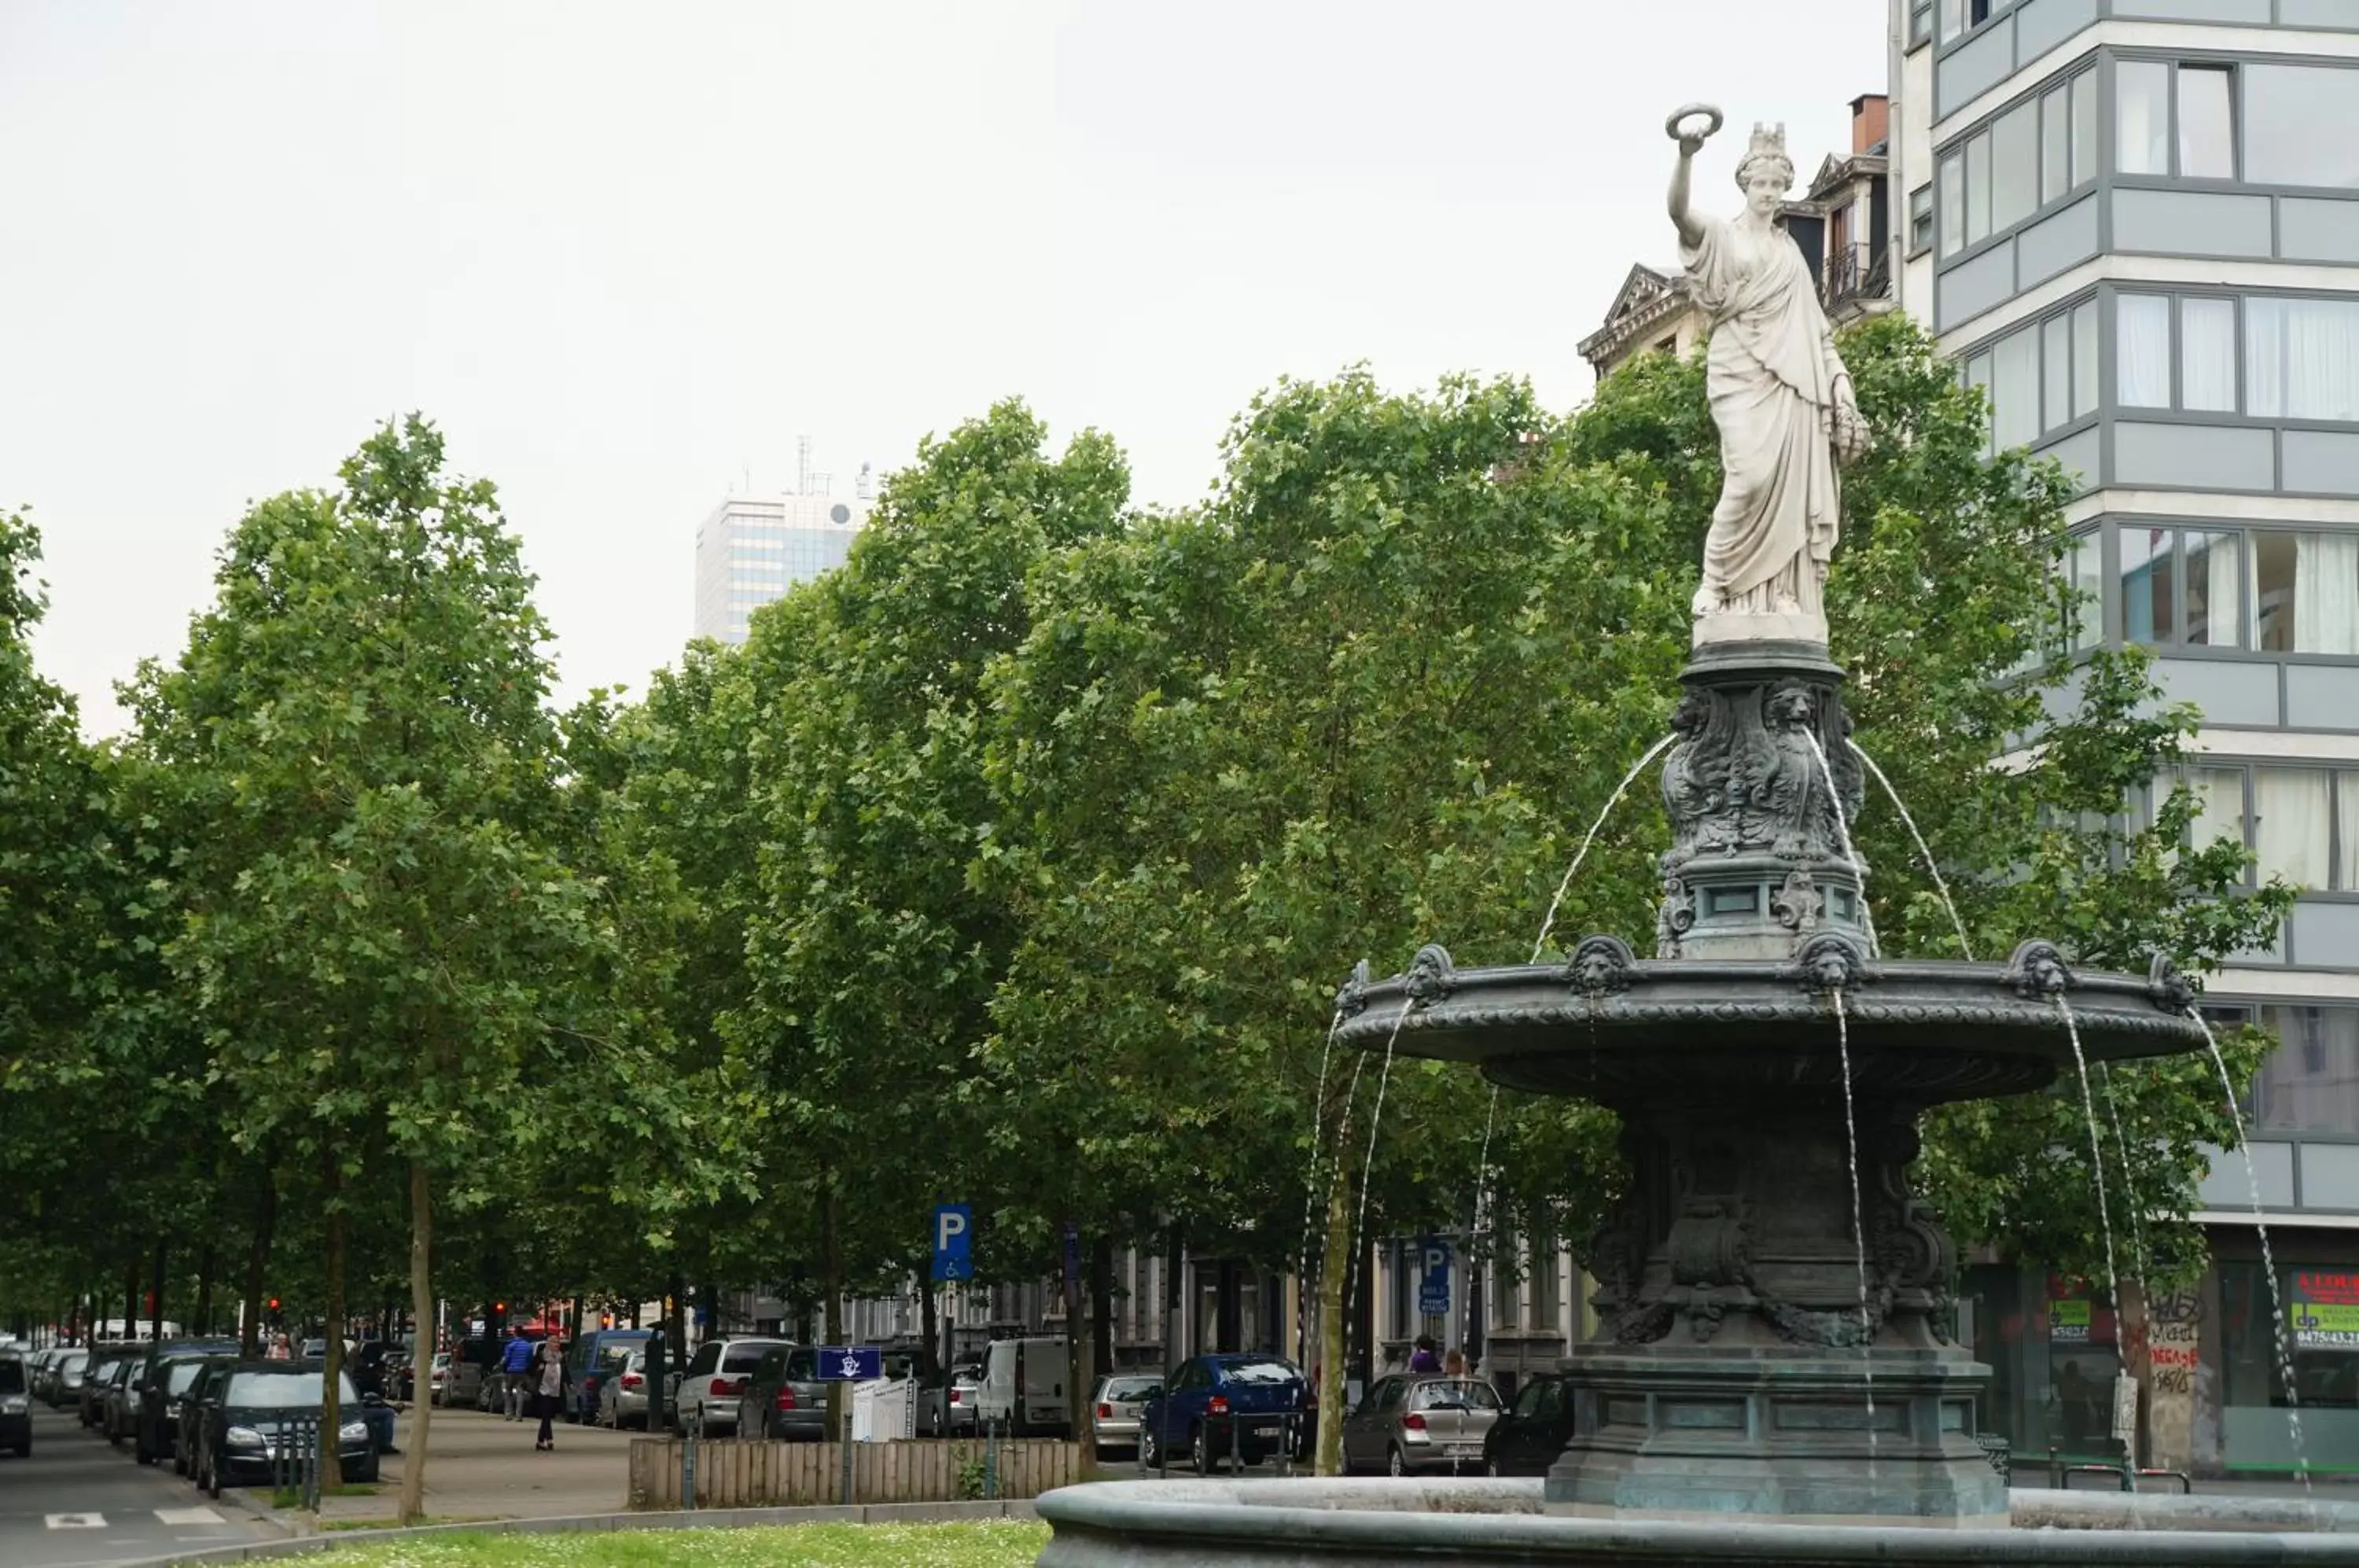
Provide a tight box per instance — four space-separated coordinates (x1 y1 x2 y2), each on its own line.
2256 1007 2359 1136
1965 132 1993 246
2295 533 2359 656
1940 0 1965 43
2255 768 2332 888
1991 103 2039 232
2255 531 2298 653
2121 527 2177 646
2181 298 2238 413
2118 294 2173 409
2042 85 2071 206
1911 184 1934 253
1993 329 2041 451
2043 314 2072 432
2186 531 2243 649
2245 64 2359 190
1938 155 1965 257
2118 61 2170 176
2190 765 2248 857
1965 352 1994 455
2070 535 2103 652
2072 74 2096 189
2179 67 2236 179
2340 774 2359 891
1912 0 1934 46
2247 297 2359 423
2072 302 2099 418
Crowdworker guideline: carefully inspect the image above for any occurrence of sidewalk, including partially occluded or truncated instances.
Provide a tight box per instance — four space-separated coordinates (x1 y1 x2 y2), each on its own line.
312 1407 637 1529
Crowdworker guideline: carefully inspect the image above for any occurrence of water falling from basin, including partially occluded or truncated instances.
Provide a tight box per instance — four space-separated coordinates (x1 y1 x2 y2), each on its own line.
2195 1010 2313 1491
1850 742 1974 962
1831 986 1879 1480
1530 734 1676 963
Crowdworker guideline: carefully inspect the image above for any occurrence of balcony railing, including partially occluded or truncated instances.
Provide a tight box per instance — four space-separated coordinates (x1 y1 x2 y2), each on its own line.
1823 244 1890 311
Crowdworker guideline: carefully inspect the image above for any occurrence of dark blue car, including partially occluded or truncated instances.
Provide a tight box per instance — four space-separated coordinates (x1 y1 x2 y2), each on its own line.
1138 1353 1305 1474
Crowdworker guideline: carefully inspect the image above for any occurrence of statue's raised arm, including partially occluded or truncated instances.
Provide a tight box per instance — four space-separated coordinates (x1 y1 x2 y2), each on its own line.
1669 110 1866 650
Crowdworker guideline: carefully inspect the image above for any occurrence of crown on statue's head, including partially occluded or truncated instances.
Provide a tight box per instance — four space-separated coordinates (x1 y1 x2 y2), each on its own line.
1735 121 1794 189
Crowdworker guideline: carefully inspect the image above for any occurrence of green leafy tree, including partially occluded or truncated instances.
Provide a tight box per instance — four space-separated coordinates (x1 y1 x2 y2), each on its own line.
127 419 624 1521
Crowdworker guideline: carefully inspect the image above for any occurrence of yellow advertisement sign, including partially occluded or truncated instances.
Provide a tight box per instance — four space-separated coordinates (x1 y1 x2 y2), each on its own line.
2052 1297 2092 1344
2291 1272 2359 1350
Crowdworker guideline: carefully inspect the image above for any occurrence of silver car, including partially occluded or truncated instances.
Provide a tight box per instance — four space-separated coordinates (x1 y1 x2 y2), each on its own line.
596 1349 657 1430
1340 1375 1502 1476
1090 1372 1161 1460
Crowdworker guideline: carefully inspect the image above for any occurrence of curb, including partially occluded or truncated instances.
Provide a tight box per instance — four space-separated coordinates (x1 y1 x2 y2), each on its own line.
128 1498 1043 1566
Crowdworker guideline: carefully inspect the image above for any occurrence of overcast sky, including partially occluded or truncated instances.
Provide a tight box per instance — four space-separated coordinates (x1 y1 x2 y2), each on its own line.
1 0 1886 733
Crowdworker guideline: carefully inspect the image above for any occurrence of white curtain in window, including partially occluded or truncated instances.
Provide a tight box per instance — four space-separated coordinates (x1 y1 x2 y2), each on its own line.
2247 298 2287 418
2287 299 2359 422
2118 294 2173 408
2191 766 2248 859
2254 768 2332 888
2181 299 2238 412
1993 329 2041 451
2189 531 2243 648
2118 62 2170 175
2295 532 2359 655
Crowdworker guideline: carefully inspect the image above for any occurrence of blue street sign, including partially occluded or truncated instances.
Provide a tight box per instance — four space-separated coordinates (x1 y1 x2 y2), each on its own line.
818 1345 884 1381
932 1204 973 1283
1418 1238 1452 1317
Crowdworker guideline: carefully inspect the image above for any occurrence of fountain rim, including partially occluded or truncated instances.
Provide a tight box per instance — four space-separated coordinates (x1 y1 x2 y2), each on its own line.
1036 1478 2359 1562
1330 937 2205 1055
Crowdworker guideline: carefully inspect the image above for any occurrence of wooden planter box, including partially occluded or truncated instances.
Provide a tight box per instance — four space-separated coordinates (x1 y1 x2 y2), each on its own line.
627 1435 1081 1509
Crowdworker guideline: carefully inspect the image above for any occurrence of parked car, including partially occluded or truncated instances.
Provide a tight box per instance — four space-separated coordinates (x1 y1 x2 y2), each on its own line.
47 1347 86 1408
100 1354 145 1444
674 1336 786 1436
594 1349 655 1430
426 1352 451 1405
1089 1371 1162 1461
193 1362 377 1496
79 1346 138 1427
175 1360 234 1477
440 1337 495 1409
134 1353 220 1466
735 1344 826 1442
914 1363 981 1437
976 1335 1071 1436
1137 1354 1305 1474
1481 1371 1575 1477
565 1328 653 1425
0 1353 30 1456
1340 1374 1500 1476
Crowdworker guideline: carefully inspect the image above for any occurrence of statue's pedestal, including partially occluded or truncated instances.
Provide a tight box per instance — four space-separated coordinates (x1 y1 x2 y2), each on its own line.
1548 1345 2007 1526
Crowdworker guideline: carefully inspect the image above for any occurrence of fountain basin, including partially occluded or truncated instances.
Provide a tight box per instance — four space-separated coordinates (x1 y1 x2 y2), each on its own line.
1330 939 2206 1107
1034 1478 2359 1565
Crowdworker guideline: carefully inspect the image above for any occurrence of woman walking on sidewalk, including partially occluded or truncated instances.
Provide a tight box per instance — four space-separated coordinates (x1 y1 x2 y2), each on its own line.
532 1338 565 1452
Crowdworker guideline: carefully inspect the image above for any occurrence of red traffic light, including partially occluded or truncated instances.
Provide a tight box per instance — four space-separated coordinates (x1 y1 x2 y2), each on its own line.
267 1297 281 1311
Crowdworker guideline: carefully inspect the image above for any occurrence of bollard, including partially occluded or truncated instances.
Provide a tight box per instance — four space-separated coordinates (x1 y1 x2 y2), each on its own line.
682 1406 699 1511
838 1401 855 1506
984 1416 999 1500
1231 1410 1242 1474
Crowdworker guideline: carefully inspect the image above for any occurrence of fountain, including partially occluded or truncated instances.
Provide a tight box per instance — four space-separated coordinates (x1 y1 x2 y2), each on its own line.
1034 103 2358 1566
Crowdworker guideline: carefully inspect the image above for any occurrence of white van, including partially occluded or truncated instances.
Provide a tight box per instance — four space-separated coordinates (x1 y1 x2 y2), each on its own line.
974 1335 1069 1434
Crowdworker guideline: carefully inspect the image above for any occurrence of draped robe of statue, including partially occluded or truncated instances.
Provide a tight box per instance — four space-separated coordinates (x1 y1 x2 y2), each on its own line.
1680 211 1846 628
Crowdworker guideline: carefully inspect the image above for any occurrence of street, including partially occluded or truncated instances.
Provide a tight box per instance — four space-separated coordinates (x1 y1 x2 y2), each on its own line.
0 1407 272 1567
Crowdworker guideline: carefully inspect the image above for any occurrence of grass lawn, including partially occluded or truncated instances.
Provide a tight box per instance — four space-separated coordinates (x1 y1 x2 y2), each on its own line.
299 1522 1051 1566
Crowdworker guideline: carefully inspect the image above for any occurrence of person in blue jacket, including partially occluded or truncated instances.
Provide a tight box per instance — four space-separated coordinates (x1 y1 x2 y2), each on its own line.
499 1327 536 1421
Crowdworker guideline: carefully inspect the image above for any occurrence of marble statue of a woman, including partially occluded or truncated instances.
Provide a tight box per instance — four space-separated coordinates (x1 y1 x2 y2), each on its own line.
1667 107 1868 646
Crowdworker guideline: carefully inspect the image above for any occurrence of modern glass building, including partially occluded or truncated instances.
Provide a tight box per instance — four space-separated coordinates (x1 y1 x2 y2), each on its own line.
1893 0 2359 1475
690 491 870 645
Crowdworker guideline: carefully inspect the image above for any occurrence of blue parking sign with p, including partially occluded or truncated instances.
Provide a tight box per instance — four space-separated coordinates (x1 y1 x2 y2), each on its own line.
1419 1238 1452 1316
932 1204 973 1282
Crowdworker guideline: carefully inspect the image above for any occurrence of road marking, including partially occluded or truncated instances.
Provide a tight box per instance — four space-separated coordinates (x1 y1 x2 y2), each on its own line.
156 1507 225 1526
45 1512 105 1529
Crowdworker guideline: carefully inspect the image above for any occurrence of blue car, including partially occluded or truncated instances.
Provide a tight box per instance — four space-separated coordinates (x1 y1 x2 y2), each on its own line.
1138 1354 1305 1474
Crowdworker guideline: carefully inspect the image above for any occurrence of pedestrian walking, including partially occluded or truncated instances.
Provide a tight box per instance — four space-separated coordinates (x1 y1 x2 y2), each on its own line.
500 1327 535 1420
1442 1347 1467 1378
532 1338 565 1452
1408 1335 1441 1375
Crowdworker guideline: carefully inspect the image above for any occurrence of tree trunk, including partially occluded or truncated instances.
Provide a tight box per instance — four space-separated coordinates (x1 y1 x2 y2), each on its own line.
1315 1167 1354 1475
241 1166 278 1356
149 1236 167 1344
1091 1237 1115 1382
919 1281 939 1383
399 1159 434 1526
194 1243 215 1338
124 1257 138 1342
319 1150 348 1488
821 1178 844 1433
